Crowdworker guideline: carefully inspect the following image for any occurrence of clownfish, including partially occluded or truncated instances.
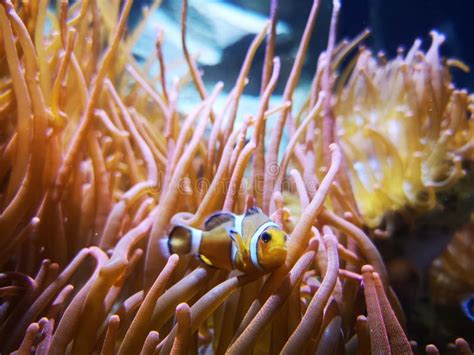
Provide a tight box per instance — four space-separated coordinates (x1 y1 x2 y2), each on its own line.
168 207 287 273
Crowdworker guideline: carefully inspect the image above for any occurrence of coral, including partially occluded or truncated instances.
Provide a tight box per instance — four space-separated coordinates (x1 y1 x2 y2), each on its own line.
0 0 472 354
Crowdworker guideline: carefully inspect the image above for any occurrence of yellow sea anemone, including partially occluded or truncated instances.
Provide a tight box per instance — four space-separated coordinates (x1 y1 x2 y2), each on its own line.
335 33 473 227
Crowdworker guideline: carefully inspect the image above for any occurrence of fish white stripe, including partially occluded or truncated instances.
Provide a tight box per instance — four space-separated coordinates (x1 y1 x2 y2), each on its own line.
190 228 202 255
234 214 245 237
249 221 279 271
230 241 238 268
230 214 245 268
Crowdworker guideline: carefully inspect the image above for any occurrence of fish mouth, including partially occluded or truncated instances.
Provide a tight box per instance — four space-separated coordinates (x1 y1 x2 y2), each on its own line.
269 246 287 255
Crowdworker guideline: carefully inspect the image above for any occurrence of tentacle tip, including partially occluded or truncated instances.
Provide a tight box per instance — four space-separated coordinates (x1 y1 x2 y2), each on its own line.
38 317 49 325
27 322 40 332
455 337 470 347
361 264 374 273
176 302 190 313
429 30 445 43
307 237 319 252
328 143 340 153
426 344 438 351
169 253 180 263
109 314 120 324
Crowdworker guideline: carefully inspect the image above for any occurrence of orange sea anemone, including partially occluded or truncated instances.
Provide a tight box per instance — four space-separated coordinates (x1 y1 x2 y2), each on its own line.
0 0 472 354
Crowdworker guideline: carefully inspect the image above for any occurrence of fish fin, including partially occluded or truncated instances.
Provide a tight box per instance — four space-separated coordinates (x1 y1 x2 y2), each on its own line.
168 225 201 255
245 207 263 216
226 227 239 242
227 227 247 257
198 254 217 268
204 211 235 231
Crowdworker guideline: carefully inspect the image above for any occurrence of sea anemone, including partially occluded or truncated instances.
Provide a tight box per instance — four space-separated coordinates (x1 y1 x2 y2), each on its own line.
430 218 474 306
335 34 473 228
0 0 472 354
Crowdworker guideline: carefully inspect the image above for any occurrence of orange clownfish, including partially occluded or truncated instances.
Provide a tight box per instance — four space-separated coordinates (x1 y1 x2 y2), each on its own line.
168 207 288 273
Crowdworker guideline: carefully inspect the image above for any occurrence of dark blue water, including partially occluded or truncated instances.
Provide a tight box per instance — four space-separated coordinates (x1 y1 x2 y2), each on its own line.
131 0 474 91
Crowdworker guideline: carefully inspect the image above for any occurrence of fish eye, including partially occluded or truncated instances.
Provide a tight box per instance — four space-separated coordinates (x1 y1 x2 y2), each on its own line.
261 232 272 243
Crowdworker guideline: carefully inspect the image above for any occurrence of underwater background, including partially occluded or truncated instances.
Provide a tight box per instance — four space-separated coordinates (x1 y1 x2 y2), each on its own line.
0 0 473 353
131 0 474 89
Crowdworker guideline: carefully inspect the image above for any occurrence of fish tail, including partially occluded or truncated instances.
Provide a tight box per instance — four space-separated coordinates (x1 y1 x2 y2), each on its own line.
168 225 202 255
